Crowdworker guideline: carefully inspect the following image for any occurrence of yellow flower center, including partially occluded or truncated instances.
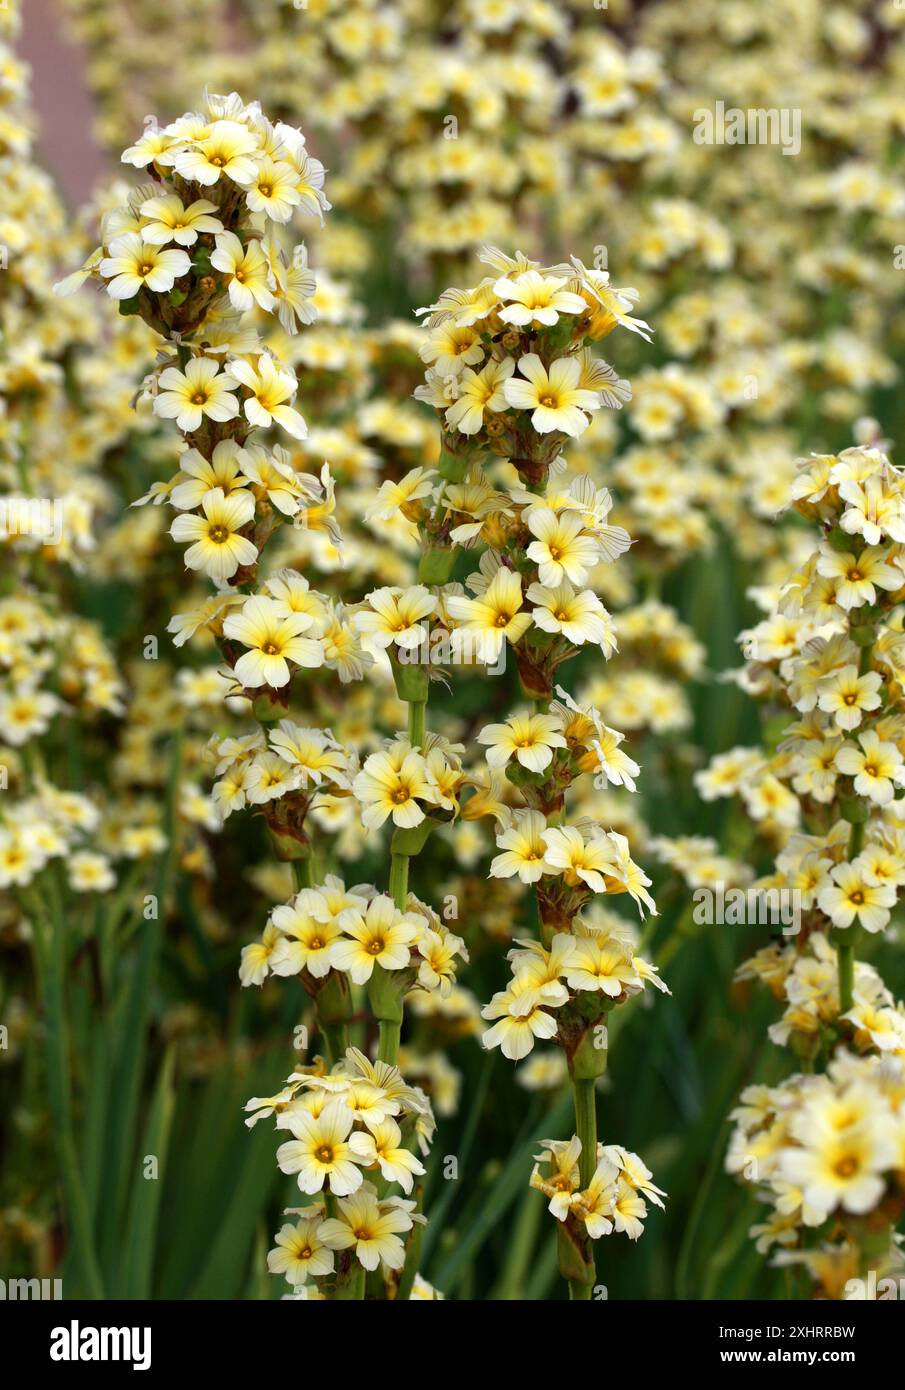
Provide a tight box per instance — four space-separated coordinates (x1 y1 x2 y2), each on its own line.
850 890 864 905
299 1246 312 1260
539 394 557 408
259 184 273 198
834 1155 859 1178
192 392 208 405
367 937 385 955
139 263 154 276
392 786 410 803
316 1145 334 1164
495 613 509 628
208 525 229 544
262 640 281 656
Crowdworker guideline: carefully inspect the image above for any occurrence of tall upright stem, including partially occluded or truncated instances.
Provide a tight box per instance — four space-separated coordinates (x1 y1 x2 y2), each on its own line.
568 1076 598 1300
293 856 315 892
838 943 855 1014
838 634 874 1014
573 1077 597 1189
389 851 410 908
407 698 426 749
375 851 411 1067
377 1020 400 1066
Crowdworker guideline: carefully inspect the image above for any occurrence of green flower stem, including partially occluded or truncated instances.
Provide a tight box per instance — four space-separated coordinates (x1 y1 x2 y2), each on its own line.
370 693 426 1273
407 698 426 749
389 851 410 909
837 941 856 1015
292 849 348 1058
315 966 351 1065
320 1021 349 1067
394 1185 424 1301
292 856 315 892
372 848 409 1068
568 1076 598 1301
378 1019 400 1066
375 854 410 1058
334 1263 366 1300
573 1075 597 1189
838 772 863 1016
838 633 874 1014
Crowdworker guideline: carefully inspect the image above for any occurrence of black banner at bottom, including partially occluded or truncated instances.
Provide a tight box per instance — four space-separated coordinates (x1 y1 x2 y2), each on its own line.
0 1295 900 1377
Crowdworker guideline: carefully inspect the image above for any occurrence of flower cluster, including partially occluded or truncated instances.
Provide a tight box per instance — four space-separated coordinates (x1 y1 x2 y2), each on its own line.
482 906 665 1064
404 253 667 1297
738 933 905 1057
69 91 476 1302
241 874 466 999
727 1052 905 1295
247 1047 437 1299
704 444 905 1293
531 1136 666 1244
702 448 905 933
415 247 641 488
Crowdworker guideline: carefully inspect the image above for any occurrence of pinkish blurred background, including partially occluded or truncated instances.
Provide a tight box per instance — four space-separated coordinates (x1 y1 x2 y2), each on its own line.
21 0 110 204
